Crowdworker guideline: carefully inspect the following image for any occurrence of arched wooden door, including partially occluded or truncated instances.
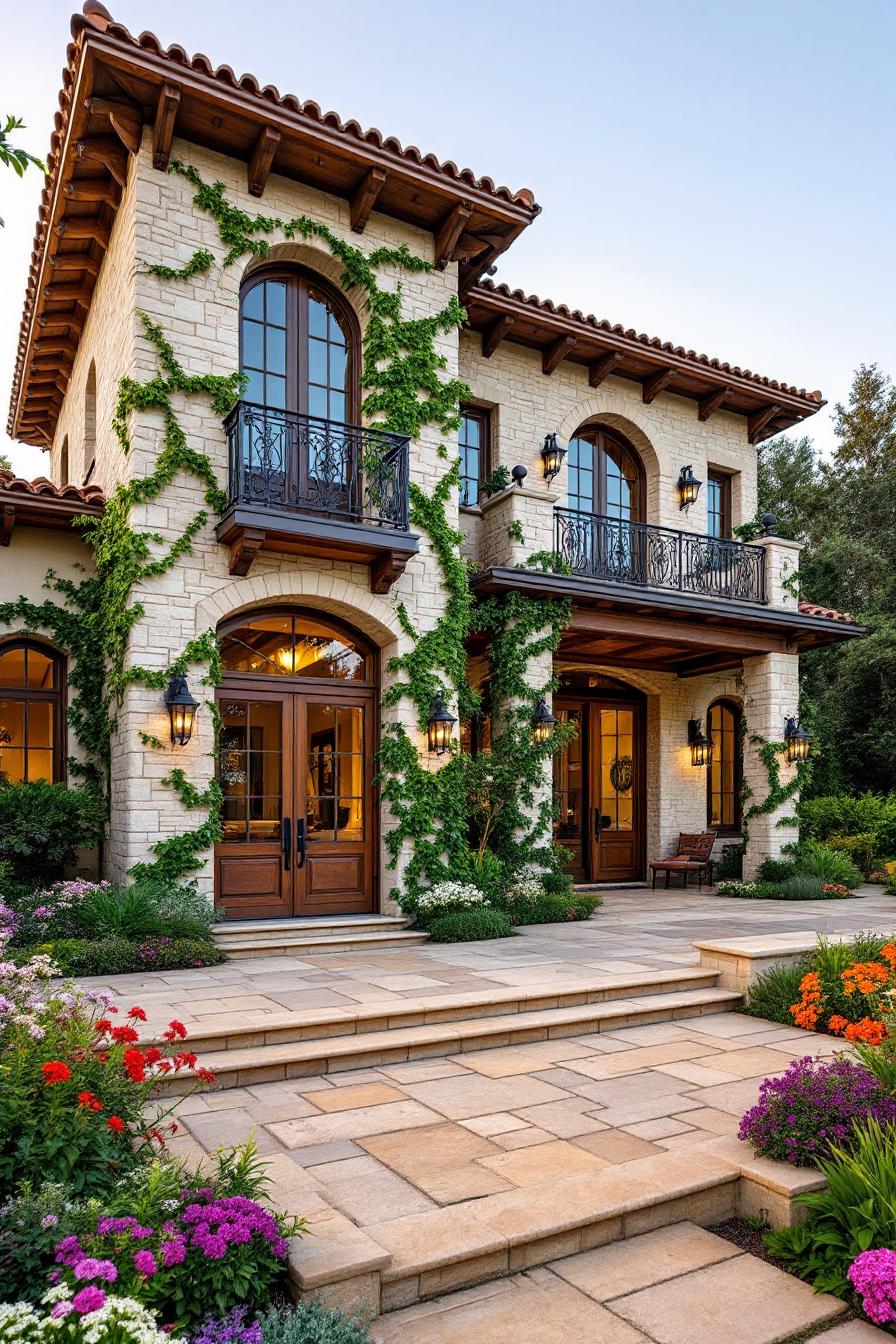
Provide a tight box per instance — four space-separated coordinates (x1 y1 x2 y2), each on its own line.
215 609 378 920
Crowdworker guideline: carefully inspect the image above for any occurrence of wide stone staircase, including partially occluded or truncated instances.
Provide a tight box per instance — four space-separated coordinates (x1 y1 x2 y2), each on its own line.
212 914 430 958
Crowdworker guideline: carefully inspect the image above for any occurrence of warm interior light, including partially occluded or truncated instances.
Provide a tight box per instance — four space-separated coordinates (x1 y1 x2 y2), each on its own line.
677 464 703 512
688 717 713 767
784 716 811 764
165 675 199 747
541 433 567 483
531 698 559 745
427 695 457 755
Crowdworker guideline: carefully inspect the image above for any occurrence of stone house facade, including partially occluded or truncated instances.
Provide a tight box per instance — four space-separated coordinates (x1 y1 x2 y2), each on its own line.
2 3 863 917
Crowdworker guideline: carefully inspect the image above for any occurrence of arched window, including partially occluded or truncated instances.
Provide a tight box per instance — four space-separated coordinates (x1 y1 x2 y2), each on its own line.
84 363 97 483
59 436 69 487
239 268 359 424
219 609 374 681
0 640 64 784
707 698 742 833
567 425 644 521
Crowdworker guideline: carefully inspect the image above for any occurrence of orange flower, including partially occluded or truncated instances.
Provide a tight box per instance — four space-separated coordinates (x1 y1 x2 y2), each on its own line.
843 1017 886 1046
842 962 889 996
881 944 896 969
827 1015 849 1035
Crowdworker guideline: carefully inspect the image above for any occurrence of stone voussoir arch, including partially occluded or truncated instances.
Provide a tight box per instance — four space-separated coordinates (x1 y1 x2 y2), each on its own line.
555 393 669 510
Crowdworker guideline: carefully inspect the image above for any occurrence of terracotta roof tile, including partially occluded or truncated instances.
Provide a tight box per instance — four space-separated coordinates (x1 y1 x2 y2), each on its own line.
475 279 824 406
798 599 855 623
0 470 104 507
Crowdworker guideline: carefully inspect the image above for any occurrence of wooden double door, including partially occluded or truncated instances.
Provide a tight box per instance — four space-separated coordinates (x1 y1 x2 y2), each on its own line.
553 692 645 883
215 682 375 919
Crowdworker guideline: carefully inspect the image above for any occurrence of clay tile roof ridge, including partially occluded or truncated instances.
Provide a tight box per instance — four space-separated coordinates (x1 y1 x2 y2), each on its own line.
798 599 855 624
0 468 105 504
476 278 824 405
72 3 540 212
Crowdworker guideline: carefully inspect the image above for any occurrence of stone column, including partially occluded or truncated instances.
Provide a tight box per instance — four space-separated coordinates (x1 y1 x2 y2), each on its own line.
753 529 804 611
741 651 801 878
479 480 559 569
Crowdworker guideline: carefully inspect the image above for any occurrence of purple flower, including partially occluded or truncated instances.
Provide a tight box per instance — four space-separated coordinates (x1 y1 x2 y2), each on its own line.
51 1302 74 1319
133 1249 158 1277
73 1257 118 1283
72 1286 106 1315
190 1307 263 1344
849 1249 896 1325
161 1238 187 1267
41 1214 59 1230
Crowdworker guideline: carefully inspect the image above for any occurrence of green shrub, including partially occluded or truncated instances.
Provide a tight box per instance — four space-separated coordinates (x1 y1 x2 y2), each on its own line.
775 874 843 900
73 878 217 942
756 856 796 884
13 935 225 976
259 1300 374 1344
512 893 602 924
799 793 896 856
765 1118 896 1297
744 960 810 1023
0 1181 86 1304
823 832 879 877
715 844 743 881
0 781 105 885
427 909 512 942
790 840 863 889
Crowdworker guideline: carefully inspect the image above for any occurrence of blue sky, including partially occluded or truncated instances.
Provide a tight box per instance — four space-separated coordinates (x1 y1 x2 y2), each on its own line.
1 0 894 477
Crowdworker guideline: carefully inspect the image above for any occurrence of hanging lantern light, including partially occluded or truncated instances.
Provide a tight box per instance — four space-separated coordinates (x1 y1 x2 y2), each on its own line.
677 464 703 512
531 698 558 745
427 694 457 756
165 675 200 746
540 433 566 483
784 716 811 764
687 717 713 767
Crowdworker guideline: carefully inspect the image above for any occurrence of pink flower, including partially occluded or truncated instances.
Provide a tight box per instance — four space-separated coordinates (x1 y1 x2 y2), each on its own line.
51 1302 74 1319
133 1249 158 1277
72 1285 106 1314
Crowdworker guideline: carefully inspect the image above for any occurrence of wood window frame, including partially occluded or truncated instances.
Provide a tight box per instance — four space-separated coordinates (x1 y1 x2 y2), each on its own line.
706 697 742 834
707 470 732 539
567 425 646 521
0 638 66 784
459 404 491 509
239 266 362 424
218 605 379 687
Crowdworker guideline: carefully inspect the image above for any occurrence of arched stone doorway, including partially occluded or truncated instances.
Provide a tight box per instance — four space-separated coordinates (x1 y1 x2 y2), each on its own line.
215 606 379 919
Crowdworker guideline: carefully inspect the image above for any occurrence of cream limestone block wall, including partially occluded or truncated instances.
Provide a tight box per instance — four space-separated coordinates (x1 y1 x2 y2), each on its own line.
755 534 805 609
0 526 96 781
103 134 461 904
740 651 801 877
49 158 138 496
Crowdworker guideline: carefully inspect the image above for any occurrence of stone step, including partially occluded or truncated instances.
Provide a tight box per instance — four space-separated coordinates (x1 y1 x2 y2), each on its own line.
214 929 431 957
163 985 741 1091
214 914 413 941
159 967 725 1053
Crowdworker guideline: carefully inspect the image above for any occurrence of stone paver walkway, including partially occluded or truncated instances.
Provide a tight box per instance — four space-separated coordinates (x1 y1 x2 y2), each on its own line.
86 886 896 1037
368 1223 887 1343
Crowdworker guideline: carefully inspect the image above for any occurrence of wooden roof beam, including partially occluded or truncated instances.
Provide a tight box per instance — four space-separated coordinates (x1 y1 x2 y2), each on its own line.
57 219 110 250
153 83 181 171
589 351 624 388
43 282 93 306
84 96 143 156
35 338 79 360
748 402 784 444
642 367 674 404
64 178 121 207
542 334 577 376
247 126 281 198
434 200 473 270
350 166 387 233
481 314 515 359
37 317 83 338
75 137 129 188
698 385 733 422
49 254 102 278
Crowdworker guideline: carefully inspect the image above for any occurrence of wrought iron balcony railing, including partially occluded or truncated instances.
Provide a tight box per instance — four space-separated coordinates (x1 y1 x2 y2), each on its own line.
224 402 411 532
555 508 767 603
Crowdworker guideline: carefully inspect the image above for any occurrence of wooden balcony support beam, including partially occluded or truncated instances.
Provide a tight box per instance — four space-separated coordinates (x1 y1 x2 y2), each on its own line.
64 178 120 207
56 219 110 250
434 200 473 270
350 166 388 233
642 367 674 404
49 254 101 278
542 334 577 376
589 351 624 388
84 96 143 155
481 313 514 359
698 385 733 422
153 82 181 171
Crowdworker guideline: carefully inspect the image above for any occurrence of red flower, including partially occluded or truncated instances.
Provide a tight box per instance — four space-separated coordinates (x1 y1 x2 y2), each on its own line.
107 1005 119 1015
144 1047 162 1065
127 1006 147 1021
76 1090 103 1112
173 1052 198 1071
122 1048 147 1083
110 1025 140 1044
94 1020 112 1035
42 1061 71 1085
107 1116 125 1133
162 1020 187 1042
196 1068 216 1084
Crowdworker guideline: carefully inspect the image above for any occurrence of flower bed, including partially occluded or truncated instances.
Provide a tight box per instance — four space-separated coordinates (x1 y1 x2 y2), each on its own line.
404 871 601 942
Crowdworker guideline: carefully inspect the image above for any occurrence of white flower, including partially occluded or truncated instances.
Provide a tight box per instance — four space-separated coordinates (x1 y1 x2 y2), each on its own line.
416 882 485 912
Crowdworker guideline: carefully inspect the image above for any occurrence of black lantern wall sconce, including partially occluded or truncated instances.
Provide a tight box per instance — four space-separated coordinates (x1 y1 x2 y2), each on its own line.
784 716 811 764
531 698 558 745
540 433 566 483
677 464 702 512
427 694 457 756
165 675 199 746
687 717 713 767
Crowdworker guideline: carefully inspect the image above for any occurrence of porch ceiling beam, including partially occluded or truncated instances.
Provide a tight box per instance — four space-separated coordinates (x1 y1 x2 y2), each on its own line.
350 166 388 233
698 385 733 422
642 367 674 404
84 96 143 155
482 314 515 359
748 402 784 444
434 200 474 270
589 351 624 388
675 653 747 678
153 82 181 171
542 334 577 376
568 605 788 655
247 126 281 198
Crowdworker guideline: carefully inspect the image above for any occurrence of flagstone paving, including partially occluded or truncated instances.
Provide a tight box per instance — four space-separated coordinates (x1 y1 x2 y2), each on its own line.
79 885 895 1037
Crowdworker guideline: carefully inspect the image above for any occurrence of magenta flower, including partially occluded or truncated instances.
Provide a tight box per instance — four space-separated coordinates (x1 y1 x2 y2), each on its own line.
849 1248 896 1325
72 1286 106 1314
73 1257 118 1283
51 1302 74 1319
133 1249 158 1277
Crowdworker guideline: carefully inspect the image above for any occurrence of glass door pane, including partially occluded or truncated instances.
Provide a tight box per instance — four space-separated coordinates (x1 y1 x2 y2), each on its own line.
599 708 635 832
305 703 365 842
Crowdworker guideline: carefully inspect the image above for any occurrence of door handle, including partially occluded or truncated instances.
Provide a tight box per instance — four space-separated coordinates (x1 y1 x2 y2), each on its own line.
594 812 612 838
282 816 291 871
295 817 306 869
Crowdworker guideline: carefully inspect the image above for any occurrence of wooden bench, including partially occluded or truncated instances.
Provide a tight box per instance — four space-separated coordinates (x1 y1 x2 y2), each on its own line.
649 831 717 889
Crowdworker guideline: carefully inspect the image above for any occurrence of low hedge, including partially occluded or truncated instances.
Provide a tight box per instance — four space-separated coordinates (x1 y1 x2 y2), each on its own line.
12 936 225 976
426 909 513 942
512 893 602 924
